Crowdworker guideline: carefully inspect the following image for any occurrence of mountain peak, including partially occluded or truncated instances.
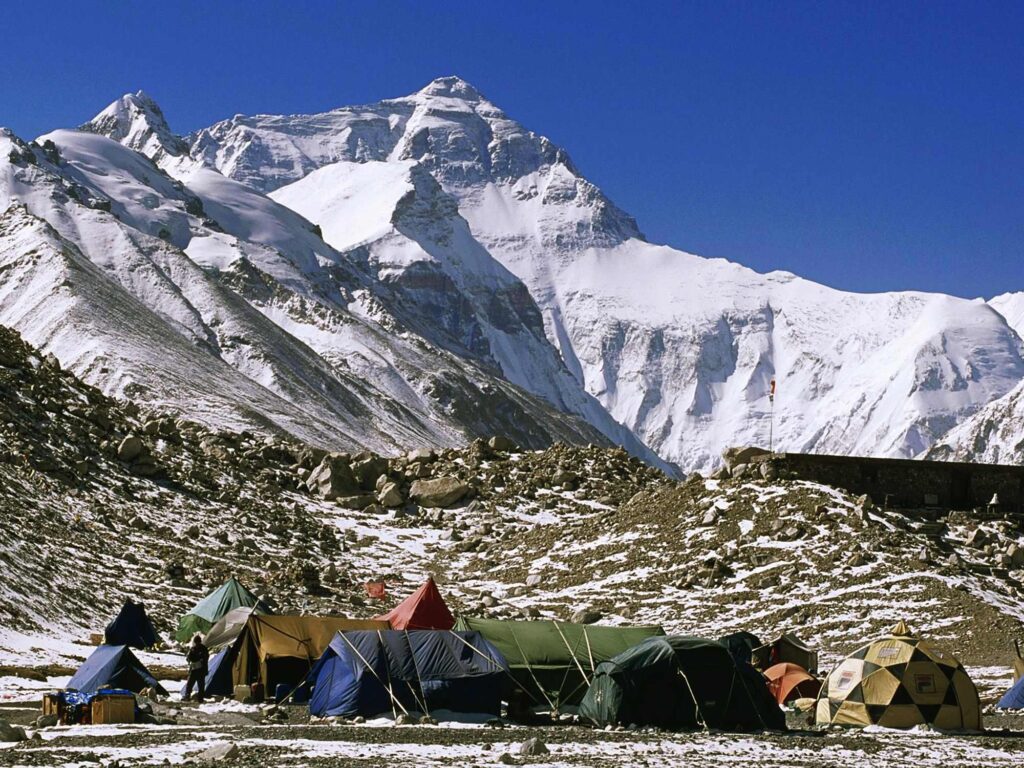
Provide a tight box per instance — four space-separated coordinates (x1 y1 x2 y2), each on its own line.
81 90 187 158
416 76 484 102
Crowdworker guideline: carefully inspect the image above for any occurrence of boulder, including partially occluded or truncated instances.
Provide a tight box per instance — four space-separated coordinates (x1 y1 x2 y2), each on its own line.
966 528 991 549
487 436 517 452
406 447 436 463
519 738 550 756
721 446 770 471
34 714 58 728
570 608 602 625
306 456 358 500
409 476 470 508
1007 544 1024 568
334 494 377 510
117 435 144 463
351 456 389 490
0 720 27 742
378 482 404 508
197 742 239 762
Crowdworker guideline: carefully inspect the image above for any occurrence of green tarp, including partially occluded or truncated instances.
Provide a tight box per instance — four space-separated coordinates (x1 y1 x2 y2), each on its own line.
579 635 786 731
455 616 664 710
175 577 270 642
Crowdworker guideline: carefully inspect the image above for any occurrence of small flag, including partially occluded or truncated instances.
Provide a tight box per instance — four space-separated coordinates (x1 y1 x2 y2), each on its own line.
365 581 386 599
769 378 776 403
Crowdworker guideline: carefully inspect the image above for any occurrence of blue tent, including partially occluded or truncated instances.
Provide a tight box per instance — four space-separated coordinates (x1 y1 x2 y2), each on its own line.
67 645 168 696
307 630 507 718
105 600 160 649
998 676 1024 709
178 646 234 699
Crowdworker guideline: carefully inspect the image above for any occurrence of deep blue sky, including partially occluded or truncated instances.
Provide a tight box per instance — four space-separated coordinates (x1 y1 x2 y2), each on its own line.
3 1 1022 298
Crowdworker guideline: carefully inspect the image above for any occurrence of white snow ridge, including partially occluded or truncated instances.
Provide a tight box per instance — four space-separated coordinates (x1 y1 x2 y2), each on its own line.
0 76 1021 470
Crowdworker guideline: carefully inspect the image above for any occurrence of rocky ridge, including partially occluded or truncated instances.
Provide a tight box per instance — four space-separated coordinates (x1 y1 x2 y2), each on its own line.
2 322 1022 677
0 324 668 640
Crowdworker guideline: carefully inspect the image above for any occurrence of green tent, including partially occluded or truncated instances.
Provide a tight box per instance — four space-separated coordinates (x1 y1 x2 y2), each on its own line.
175 577 270 642
579 635 786 731
455 616 664 711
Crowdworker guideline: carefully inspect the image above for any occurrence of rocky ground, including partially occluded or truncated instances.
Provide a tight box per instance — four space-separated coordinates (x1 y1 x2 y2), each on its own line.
4 700 1024 767
5 323 1024 764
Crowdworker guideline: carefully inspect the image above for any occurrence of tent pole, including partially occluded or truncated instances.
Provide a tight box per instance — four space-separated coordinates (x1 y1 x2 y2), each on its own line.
553 621 593 692
509 627 558 711
444 630 541 707
396 630 431 717
677 668 709 731
337 632 410 717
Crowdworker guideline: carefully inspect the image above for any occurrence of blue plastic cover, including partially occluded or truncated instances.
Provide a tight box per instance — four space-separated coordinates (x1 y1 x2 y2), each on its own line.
67 645 168 696
307 630 507 718
998 676 1024 709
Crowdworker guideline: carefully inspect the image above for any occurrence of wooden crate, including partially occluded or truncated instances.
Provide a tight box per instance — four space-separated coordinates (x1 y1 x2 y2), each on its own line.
91 694 135 724
88 633 104 646
42 693 62 718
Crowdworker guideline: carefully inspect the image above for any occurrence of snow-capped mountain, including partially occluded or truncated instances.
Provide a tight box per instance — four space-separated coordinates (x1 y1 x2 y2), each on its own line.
0 108 624 458
189 76 1024 469
923 292 1024 464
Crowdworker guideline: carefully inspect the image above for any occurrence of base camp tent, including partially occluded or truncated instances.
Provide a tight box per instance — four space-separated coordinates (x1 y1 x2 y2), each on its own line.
202 606 262 650
67 645 167 696
104 600 160 649
579 636 785 731
229 615 389 696
764 662 822 705
718 631 763 666
753 633 818 673
455 616 665 711
307 630 507 718
375 577 455 631
998 675 1024 709
175 577 271 642
815 621 981 730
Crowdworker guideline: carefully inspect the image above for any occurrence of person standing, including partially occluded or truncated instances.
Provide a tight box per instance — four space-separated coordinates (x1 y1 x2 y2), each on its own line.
184 634 210 702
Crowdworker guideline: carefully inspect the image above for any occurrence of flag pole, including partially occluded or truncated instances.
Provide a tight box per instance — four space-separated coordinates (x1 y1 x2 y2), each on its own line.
769 377 776 453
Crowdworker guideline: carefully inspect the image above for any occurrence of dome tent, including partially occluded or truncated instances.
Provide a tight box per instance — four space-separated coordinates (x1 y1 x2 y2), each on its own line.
718 631 762 666
579 636 785 731
175 577 270 642
764 662 821 705
815 620 981 730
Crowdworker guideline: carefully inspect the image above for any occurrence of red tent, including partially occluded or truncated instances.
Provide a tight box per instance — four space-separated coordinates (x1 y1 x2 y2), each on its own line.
375 576 455 630
764 662 822 705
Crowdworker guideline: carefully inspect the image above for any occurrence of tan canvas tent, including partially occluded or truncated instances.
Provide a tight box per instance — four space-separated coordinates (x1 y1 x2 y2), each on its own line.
815 620 981 731
231 614 388 695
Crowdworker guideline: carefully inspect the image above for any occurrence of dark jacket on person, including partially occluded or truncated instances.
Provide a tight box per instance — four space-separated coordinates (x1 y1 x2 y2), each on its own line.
186 641 210 672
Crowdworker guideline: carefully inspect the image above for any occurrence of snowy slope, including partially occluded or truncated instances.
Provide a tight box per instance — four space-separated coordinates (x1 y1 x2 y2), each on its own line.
77 91 665 467
0 122 611 454
926 292 1024 464
193 77 1024 469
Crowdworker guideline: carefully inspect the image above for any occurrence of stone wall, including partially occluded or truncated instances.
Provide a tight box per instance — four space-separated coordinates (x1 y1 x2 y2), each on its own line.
757 452 1024 512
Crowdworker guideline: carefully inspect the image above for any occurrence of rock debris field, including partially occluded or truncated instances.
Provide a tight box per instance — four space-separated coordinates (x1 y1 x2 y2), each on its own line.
5 324 1024 764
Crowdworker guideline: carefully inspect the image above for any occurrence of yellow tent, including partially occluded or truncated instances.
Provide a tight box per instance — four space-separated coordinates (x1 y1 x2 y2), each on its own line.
232 614 388 695
815 620 981 731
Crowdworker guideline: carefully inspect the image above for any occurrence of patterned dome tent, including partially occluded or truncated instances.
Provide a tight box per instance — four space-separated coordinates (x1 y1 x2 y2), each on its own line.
815 620 981 730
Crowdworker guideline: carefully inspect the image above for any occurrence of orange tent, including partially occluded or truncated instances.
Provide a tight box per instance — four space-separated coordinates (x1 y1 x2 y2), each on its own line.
375 576 455 630
764 662 822 705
